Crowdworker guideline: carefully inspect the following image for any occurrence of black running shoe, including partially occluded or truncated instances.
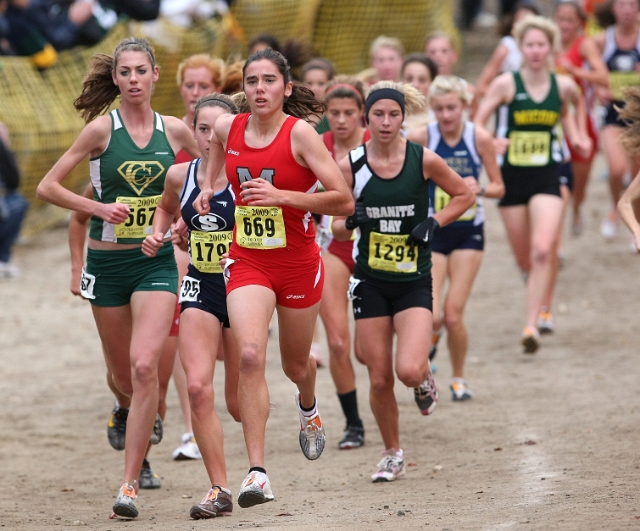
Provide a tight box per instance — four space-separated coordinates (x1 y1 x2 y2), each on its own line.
338 425 365 449
139 458 161 489
107 405 128 451
149 414 163 445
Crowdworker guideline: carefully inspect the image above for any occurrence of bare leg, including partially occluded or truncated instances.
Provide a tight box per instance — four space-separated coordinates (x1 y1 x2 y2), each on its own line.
179 308 228 488
444 249 483 379
227 285 275 468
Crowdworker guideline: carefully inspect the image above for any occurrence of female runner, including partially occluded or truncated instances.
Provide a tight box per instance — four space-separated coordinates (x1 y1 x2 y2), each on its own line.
409 75 504 401
37 37 198 518
194 48 354 507
316 76 370 449
554 1 609 234
475 15 590 353
143 93 240 519
332 81 474 482
401 53 438 133
171 53 226 461
592 0 640 240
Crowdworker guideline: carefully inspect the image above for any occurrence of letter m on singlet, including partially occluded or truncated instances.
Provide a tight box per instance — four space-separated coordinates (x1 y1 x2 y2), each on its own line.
236 167 275 185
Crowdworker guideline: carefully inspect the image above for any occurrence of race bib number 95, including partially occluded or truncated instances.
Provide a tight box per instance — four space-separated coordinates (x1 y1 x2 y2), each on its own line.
115 195 161 239
234 206 286 249
368 232 417 273
190 230 233 274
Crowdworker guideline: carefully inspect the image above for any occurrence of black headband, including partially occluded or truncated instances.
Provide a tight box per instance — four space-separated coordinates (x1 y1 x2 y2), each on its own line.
365 88 406 119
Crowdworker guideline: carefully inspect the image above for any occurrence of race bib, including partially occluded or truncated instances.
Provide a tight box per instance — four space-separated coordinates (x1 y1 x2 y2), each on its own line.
234 206 286 249
190 230 233 274
368 232 417 273
80 267 96 300
178 275 200 303
434 186 477 222
115 195 161 239
610 71 640 101
508 131 550 166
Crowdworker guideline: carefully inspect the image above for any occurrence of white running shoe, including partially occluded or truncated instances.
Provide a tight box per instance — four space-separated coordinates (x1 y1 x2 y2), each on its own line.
372 448 406 482
112 482 138 518
296 393 326 460
237 471 274 508
450 379 473 401
600 215 618 241
172 432 202 460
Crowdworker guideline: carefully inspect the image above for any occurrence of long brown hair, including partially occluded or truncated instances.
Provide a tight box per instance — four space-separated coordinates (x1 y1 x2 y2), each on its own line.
74 37 157 123
242 48 326 120
618 87 640 154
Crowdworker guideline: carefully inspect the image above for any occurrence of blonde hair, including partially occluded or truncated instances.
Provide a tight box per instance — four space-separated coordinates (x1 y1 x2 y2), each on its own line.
427 75 473 105
369 36 404 59
513 14 560 52
366 81 425 116
176 54 225 88
425 31 457 53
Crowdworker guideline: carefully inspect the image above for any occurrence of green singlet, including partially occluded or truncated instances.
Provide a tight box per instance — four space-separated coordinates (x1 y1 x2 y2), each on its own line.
89 109 175 244
350 141 431 282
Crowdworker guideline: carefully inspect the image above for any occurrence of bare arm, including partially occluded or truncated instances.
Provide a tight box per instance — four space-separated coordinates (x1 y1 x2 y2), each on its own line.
194 113 233 215
559 75 592 158
240 120 354 216
407 124 428 147
476 44 510 99
165 115 200 159
617 171 640 252
474 73 513 129
141 162 187 257
331 154 356 242
68 183 93 297
424 149 475 228
36 116 130 224
474 126 505 199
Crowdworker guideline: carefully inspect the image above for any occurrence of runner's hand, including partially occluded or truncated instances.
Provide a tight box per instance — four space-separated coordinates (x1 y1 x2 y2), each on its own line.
194 188 214 215
406 217 439 249
142 232 165 257
344 200 371 230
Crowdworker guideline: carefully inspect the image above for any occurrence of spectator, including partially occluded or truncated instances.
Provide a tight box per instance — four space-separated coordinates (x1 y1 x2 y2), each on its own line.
0 123 29 279
101 0 159 21
5 0 58 67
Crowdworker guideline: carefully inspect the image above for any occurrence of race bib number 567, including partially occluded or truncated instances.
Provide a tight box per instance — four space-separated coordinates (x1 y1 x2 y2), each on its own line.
115 195 161 239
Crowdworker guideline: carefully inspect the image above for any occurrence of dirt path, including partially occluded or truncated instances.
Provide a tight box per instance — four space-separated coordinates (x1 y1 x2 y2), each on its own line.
1 152 639 531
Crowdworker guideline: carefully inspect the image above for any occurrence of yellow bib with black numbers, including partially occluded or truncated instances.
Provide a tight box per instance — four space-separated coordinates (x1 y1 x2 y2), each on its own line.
434 186 476 222
507 131 550 166
368 232 417 273
115 195 161 239
234 206 286 249
610 71 640 101
190 230 233 273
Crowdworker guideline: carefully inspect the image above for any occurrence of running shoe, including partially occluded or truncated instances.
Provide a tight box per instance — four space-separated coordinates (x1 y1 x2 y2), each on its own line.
112 482 138 518
237 471 274 508
172 432 202 460
414 372 438 415
296 393 326 460
190 486 233 519
138 458 161 489
107 405 128 451
149 414 163 445
338 425 365 449
571 214 584 237
429 331 440 361
537 310 555 335
371 448 405 482
450 379 473 401
521 326 540 354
